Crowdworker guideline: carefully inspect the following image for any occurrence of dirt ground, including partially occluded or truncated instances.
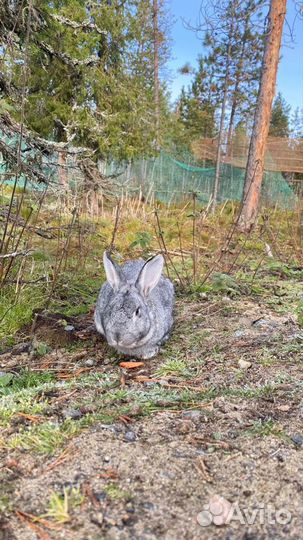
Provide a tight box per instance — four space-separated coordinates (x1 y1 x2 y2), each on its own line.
0 273 303 540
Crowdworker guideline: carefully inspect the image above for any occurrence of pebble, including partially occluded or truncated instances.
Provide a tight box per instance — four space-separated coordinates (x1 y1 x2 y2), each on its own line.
234 330 246 338
238 358 252 369
141 501 155 511
64 324 75 332
144 381 157 388
125 502 135 513
252 318 278 329
182 409 201 421
91 512 104 527
62 408 82 420
124 430 137 442
84 358 96 367
94 491 107 502
291 434 303 446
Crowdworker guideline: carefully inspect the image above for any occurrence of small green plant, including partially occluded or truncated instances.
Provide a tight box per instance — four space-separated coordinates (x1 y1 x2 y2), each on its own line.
0 369 54 396
258 348 277 366
44 487 84 523
246 419 284 438
156 358 189 377
129 231 152 252
210 272 240 295
104 483 130 500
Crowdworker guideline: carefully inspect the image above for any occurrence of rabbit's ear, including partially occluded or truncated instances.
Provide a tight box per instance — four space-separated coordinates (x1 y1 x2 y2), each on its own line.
103 251 123 290
136 254 164 297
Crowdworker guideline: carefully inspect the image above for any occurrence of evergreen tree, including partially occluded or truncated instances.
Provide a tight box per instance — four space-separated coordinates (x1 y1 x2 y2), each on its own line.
291 107 303 138
269 92 291 137
0 0 171 161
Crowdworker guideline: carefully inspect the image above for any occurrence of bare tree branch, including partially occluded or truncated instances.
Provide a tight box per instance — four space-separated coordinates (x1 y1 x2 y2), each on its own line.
0 249 35 260
32 38 101 68
0 112 89 155
51 14 107 35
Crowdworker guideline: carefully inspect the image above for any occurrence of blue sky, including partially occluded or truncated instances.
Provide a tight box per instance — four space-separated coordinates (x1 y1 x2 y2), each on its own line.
167 0 303 111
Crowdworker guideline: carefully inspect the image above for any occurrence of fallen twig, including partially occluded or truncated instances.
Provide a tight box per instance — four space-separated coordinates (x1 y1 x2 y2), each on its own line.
195 456 213 483
0 249 35 260
44 445 73 473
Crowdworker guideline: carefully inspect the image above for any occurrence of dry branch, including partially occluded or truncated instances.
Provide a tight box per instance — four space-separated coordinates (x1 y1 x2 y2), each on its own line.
51 14 107 35
0 249 35 260
0 112 89 155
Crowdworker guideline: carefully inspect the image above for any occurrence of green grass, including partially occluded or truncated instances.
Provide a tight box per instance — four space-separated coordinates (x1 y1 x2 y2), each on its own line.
0 369 55 396
245 419 285 438
44 487 84 523
0 286 45 342
155 358 190 378
104 483 131 500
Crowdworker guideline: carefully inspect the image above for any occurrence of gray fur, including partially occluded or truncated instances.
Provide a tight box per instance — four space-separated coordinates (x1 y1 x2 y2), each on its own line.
94 253 174 359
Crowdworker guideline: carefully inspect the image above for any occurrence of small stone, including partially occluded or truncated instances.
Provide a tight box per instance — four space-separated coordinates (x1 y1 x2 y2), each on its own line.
104 455 111 462
144 381 157 388
91 512 104 527
94 491 107 502
234 330 246 338
182 410 201 421
124 430 136 442
62 408 82 420
84 358 95 367
238 359 252 369
291 434 303 446
277 404 290 412
177 420 194 433
141 501 155 511
125 502 135 513
252 318 278 329
64 324 75 332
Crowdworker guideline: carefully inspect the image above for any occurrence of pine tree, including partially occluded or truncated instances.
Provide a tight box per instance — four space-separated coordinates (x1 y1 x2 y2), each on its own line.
0 0 171 162
239 0 287 230
290 107 303 138
186 0 266 209
269 92 291 137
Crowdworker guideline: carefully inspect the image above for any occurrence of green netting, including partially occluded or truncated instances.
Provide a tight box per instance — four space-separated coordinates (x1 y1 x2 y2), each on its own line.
107 152 297 208
0 138 297 208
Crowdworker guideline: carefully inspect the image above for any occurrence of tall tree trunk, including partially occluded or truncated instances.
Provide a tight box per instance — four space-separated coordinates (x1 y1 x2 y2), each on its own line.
239 0 286 230
211 40 232 213
153 0 160 149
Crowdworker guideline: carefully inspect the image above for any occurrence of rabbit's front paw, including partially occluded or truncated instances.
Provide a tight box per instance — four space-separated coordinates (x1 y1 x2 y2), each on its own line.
141 347 159 359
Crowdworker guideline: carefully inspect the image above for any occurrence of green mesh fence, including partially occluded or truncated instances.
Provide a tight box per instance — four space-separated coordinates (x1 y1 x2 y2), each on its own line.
106 153 297 208
0 141 297 208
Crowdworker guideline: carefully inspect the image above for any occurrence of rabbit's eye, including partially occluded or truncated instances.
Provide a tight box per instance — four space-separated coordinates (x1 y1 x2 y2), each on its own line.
135 307 141 317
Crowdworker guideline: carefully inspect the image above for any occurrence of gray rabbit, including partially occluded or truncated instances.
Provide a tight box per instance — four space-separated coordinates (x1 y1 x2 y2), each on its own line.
94 251 174 359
